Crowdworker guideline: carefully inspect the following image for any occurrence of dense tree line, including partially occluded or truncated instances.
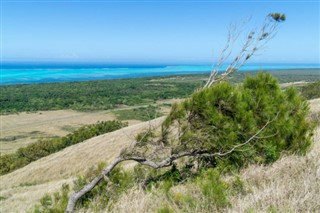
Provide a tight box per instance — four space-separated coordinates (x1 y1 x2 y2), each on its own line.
1 70 319 114
0 76 203 114
0 120 127 175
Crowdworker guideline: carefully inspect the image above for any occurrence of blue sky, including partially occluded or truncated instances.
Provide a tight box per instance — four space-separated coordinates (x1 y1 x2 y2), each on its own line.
1 0 319 65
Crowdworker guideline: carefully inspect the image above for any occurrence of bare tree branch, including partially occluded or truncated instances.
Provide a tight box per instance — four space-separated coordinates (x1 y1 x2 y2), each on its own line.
204 13 285 88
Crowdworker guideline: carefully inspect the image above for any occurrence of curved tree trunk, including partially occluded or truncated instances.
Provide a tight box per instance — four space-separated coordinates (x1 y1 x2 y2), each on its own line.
65 157 125 212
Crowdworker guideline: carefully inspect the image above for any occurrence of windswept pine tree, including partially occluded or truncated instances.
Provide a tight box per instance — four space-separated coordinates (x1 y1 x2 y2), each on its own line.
64 13 313 212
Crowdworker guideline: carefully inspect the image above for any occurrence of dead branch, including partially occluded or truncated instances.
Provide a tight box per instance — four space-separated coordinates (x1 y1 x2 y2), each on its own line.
204 13 285 88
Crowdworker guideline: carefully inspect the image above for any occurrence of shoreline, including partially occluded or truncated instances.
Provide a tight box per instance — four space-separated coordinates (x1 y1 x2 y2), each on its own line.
1 68 320 86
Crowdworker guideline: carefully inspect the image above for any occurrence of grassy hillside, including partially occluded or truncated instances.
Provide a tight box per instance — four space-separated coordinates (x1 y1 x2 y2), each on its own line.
61 74 318 212
0 120 127 175
0 118 165 212
0 98 318 212
32 99 320 213
300 80 320 99
0 72 319 212
0 110 118 154
106 125 320 213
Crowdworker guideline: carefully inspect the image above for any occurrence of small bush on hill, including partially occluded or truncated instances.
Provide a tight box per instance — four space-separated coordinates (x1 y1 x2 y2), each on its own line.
33 184 70 213
161 72 314 169
156 169 225 212
300 80 320 99
115 105 163 121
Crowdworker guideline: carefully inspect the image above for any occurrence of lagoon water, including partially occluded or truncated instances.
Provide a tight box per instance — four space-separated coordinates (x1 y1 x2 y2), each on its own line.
1 64 319 85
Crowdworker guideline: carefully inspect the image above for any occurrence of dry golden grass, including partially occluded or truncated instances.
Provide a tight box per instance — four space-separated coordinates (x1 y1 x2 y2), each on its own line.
0 110 116 154
0 99 176 154
108 186 165 213
309 98 320 113
0 179 73 213
95 98 320 213
280 81 310 88
0 117 164 212
109 128 319 212
224 125 320 213
0 98 319 213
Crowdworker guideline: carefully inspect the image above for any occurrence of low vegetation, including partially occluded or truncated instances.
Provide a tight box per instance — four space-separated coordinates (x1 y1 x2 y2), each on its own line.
300 80 320 99
115 105 163 121
30 73 316 212
0 131 51 142
31 165 237 213
1 70 319 114
0 120 127 175
0 76 202 114
32 163 135 213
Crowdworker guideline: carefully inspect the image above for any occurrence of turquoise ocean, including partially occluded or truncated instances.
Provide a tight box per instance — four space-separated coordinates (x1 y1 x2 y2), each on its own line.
1 64 319 85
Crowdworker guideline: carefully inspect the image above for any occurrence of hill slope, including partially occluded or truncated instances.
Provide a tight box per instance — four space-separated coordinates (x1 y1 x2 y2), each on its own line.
83 98 320 213
106 125 319 213
0 117 164 212
0 99 319 213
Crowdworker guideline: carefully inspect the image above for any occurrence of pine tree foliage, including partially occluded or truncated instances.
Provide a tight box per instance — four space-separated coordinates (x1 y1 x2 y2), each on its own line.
125 73 313 167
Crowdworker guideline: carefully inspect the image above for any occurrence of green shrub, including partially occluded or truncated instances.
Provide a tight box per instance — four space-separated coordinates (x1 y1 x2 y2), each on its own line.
140 163 191 193
197 169 230 209
228 175 246 195
163 72 314 168
115 105 163 121
300 80 320 99
32 184 70 213
170 193 196 210
157 206 175 213
163 169 230 211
